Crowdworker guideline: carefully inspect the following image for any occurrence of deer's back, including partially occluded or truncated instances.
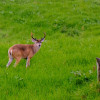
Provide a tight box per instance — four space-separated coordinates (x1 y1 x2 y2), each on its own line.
9 44 34 59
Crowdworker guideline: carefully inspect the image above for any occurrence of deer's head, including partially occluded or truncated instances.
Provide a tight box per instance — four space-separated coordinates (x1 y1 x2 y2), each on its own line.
31 32 46 47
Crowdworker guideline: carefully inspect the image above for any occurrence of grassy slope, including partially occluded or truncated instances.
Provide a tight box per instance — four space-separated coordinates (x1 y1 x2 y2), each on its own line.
0 0 100 99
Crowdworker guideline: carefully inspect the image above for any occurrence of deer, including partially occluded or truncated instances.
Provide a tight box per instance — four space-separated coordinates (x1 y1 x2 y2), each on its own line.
6 32 46 68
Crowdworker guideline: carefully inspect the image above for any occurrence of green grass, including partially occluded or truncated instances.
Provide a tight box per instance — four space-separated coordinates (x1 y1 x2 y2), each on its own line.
0 0 100 99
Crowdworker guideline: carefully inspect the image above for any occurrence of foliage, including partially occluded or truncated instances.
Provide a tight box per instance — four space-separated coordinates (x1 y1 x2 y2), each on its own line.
0 0 100 100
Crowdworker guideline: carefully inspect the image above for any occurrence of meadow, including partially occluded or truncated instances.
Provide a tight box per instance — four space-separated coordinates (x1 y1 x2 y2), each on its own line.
0 0 100 99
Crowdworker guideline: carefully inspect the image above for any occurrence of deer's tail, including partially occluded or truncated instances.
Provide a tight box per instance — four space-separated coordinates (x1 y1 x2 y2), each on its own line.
8 49 13 59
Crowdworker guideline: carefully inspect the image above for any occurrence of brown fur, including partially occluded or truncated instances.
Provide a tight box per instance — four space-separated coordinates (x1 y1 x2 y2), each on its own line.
9 44 36 59
7 44 40 67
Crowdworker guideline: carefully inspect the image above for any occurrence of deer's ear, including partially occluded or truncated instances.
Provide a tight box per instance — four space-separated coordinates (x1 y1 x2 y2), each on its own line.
32 38 37 43
41 38 44 42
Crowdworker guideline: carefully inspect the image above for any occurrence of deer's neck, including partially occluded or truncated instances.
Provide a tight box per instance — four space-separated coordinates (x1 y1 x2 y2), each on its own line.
33 44 40 53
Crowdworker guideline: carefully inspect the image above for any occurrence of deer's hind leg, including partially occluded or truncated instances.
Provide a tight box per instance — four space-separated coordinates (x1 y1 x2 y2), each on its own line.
14 57 21 67
6 58 13 67
6 50 13 68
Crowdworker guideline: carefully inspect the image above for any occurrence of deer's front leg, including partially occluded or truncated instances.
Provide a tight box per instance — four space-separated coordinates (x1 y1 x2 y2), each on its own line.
26 57 30 68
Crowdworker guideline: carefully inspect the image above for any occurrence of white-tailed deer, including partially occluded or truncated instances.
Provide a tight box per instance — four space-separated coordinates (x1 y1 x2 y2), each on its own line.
6 32 46 68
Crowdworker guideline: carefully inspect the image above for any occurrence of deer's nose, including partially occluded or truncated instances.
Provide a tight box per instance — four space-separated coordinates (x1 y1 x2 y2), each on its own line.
39 44 41 47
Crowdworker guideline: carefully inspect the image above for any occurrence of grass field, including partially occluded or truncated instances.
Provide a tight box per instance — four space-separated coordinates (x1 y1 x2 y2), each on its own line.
0 0 100 99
